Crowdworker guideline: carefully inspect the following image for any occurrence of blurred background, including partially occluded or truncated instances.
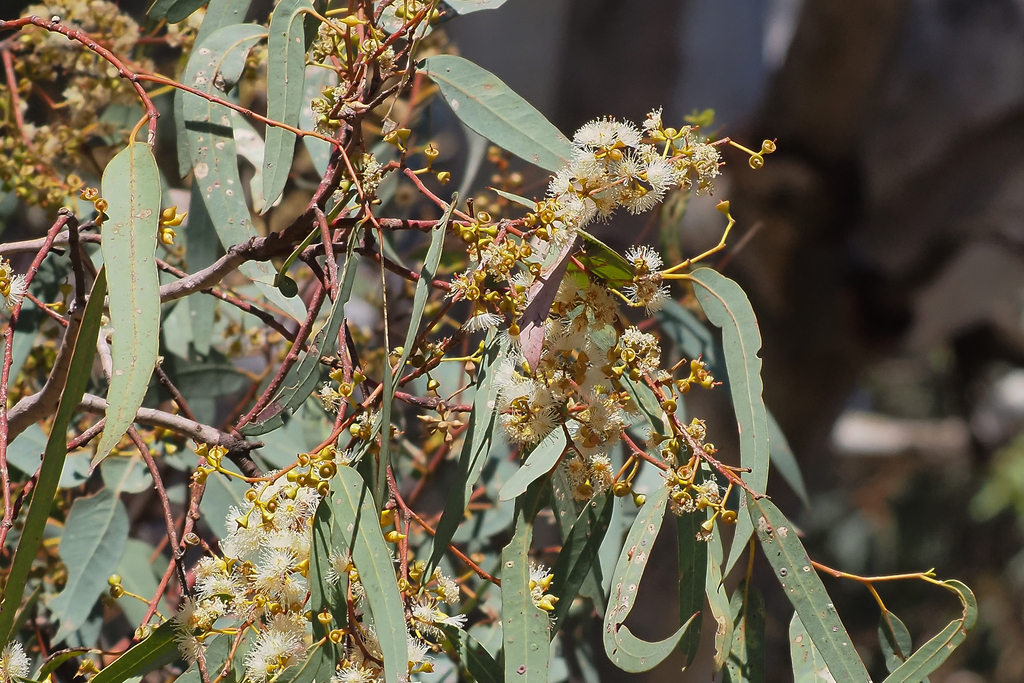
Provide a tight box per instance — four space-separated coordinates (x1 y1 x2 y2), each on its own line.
448 0 1024 681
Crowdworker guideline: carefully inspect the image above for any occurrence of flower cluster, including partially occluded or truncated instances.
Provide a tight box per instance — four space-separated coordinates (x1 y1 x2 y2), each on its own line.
0 642 30 683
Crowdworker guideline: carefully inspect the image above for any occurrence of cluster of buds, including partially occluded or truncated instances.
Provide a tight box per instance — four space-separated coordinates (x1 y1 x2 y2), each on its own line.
158 206 187 246
675 358 716 394
319 368 366 413
79 186 107 226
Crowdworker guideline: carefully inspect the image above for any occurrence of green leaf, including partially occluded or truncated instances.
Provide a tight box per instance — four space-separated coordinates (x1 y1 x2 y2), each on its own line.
501 506 550 683
420 55 573 173
89 621 178 683
750 496 871 682
242 231 359 435
310 501 347 633
301 66 338 178
767 411 810 509
549 493 612 633
655 299 721 374
148 0 207 23
879 610 923 678
603 485 695 672
723 580 765 683
262 0 313 211
498 427 567 502
881 580 977 683
705 518 733 671
182 178 219 356
378 200 455 505
790 613 834 683
620 374 668 438
676 497 706 666
445 0 509 13
441 625 503 683
175 0 254 178
0 271 106 645
49 487 129 640
275 641 335 683
425 330 501 578
182 23 304 322
690 268 769 576
490 187 535 209
94 143 162 466
549 465 604 614
327 467 408 683
574 229 634 288
101 454 153 494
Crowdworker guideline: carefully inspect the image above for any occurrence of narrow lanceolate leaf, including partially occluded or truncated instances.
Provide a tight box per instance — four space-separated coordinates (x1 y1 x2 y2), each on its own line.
790 613 835 683
882 580 977 683
549 494 613 633
677 497 707 666
499 427 568 502
705 519 733 671
751 496 871 682
550 466 605 614
49 488 129 640
242 232 358 435
441 626 502 683
690 268 769 576
378 200 455 505
182 23 304 322
148 0 207 23
501 506 550 683
262 0 313 210
89 621 178 683
301 65 338 177
766 410 810 509
310 502 347 634
879 610 925 679
328 467 408 683
425 330 500 578
420 55 573 173
491 187 534 209
723 580 765 683
445 0 509 14
575 229 634 288
0 271 105 644
603 486 696 672
94 143 161 465
183 178 218 356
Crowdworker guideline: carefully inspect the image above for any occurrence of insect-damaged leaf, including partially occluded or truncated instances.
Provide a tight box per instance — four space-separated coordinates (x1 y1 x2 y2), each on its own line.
790 613 835 683
690 268 769 576
327 467 408 683
603 485 696 672
501 505 550 682
262 0 313 210
706 517 733 671
94 143 161 466
750 496 871 683
420 55 573 173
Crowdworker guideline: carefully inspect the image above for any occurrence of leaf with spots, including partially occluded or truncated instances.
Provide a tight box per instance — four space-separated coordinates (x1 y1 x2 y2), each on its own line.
750 495 871 683
93 143 161 466
326 467 408 683
420 55 573 173
182 23 305 322
690 268 769 577
501 504 550 683
603 485 697 672
723 580 765 683
705 515 733 671
881 580 976 683
261 0 313 211
790 613 835 683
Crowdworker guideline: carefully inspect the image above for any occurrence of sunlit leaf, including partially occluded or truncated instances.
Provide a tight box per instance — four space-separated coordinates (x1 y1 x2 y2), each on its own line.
751 496 871 682
723 580 765 683
690 268 769 576
0 271 105 644
327 467 408 683
603 485 696 672
498 427 567 502
420 55 573 173
262 0 314 211
501 505 550 682
574 229 633 288
89 622 178 683
790 613 834 683
94 143 162 465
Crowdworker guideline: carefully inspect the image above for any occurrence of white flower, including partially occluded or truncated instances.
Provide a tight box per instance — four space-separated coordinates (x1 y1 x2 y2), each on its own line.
623 245 664 274
643 107 663 132
573 119 619 148
331 665 376 683
326 549 351 585
463 309 503 334
0 642 30 683
0 274 26 310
